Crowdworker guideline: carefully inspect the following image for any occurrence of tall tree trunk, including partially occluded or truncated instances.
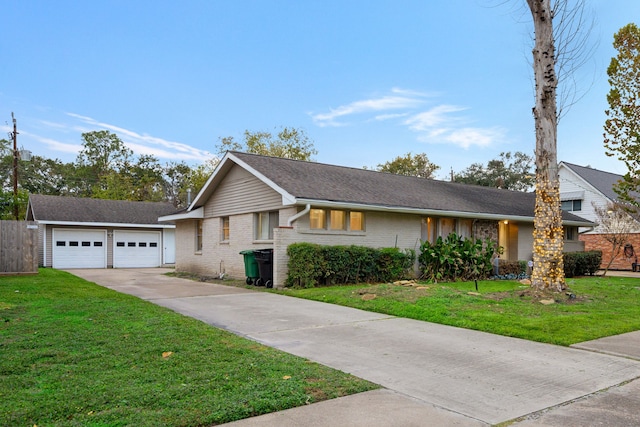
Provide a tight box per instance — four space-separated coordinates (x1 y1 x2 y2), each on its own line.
527 0 565 291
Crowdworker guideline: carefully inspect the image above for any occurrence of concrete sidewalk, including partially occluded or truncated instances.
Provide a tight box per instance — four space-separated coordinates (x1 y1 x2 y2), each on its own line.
69 269 640 426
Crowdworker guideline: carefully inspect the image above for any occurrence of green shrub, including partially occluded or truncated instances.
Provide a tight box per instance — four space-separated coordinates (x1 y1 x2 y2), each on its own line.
418 233 498 282
286 244 415 288
497 259 526 276
377 247 416 283
563 250 602 277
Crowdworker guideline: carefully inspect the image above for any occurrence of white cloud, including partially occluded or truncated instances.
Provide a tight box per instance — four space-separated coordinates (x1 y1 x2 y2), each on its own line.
310 89 429 127
65 113 213 160
442 127 505 149
310 88 505 149
404 105 467 131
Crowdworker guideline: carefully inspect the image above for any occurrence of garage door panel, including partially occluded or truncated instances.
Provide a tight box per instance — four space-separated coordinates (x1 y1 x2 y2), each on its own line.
53 229 106 269
113 231 161 268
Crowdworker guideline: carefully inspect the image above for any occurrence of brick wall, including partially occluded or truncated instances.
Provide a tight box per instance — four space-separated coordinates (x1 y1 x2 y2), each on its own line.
273 211 425 287
579 233 640 271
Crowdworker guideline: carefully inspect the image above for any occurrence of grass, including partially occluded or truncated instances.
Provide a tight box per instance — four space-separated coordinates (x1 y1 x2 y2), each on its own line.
0 269 377 427
275 276 640 346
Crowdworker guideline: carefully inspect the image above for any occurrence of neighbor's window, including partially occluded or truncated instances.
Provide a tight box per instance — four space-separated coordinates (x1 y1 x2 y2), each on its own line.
310 209 326 229
195 219 203 252
350 211 364 231
330 210 346 230
256 211 279 240
221 216 230 241
564 226 577 241
561 199 582 212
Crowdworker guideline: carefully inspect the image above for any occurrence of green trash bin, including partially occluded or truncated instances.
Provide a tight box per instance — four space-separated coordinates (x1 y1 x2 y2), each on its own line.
240 250 260 285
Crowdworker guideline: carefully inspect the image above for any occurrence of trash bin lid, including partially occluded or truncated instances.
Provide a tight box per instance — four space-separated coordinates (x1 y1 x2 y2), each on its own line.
239 250 254 255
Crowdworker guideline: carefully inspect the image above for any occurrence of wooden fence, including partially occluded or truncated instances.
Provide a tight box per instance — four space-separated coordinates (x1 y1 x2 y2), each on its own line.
0 221 39 275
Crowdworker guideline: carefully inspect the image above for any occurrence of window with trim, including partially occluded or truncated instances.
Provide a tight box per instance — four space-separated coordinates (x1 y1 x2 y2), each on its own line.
310 209 364 231
350 211 364 231
310 209 326 229
195 219 203 252
422 217 474 243
255 211 278 240
330 210 346 230
561 199 582 211
221 216 230 241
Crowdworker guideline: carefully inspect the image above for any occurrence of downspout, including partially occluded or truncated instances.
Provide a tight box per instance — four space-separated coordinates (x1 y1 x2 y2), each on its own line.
287 204 311 226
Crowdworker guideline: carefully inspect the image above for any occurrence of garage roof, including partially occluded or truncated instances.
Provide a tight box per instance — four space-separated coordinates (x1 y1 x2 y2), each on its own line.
27 195 178 226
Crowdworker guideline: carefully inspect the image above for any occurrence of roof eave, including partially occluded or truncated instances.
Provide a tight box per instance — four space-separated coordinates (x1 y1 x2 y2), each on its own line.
294 198 595 227
159 207 204 222
34 220 176 229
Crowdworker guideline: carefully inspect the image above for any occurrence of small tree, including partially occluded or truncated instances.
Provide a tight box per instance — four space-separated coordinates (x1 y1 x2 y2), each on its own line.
376 152 440 179
216 127 317 161
454 151 534 191
592 202 640 275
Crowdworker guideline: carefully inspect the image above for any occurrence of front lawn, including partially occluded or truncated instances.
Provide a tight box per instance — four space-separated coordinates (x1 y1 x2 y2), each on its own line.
277 276 640 346
0 269 377 427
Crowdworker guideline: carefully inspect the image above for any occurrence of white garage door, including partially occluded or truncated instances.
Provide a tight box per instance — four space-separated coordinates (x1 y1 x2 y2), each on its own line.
53 229 107 269
113 230 161 268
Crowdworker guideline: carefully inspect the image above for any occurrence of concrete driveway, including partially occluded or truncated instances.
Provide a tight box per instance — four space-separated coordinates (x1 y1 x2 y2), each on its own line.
68 268 640 426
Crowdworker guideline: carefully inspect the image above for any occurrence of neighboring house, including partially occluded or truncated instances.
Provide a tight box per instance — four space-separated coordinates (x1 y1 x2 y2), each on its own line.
27 194 178 269
559 161 640 270
161 151 592 287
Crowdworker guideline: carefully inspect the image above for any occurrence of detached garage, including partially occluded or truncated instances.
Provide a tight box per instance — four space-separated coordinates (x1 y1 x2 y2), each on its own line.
27 195 178 269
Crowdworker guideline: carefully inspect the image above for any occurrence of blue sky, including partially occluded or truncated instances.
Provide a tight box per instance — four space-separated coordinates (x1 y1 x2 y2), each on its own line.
1 0 638 179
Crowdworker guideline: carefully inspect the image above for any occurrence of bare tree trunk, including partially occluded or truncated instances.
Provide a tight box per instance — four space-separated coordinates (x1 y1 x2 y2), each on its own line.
527 0 565 291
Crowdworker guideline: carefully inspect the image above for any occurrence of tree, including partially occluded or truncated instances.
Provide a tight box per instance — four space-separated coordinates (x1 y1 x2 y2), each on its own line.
216 127 318 161
376 152 440 179
74 130 135 197
454 151 534 191
527 0 565 291
603 23 640 207
592 201 639 276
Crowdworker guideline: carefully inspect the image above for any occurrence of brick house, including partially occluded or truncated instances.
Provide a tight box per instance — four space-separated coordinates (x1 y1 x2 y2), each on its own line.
559 161 640 270
161 152 592 287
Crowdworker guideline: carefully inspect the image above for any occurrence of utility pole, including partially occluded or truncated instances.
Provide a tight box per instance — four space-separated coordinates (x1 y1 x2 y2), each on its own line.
10 112 19 220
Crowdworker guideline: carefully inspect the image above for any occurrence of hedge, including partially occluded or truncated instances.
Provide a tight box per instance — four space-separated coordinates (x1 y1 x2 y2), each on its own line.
563 250 602 277
286 243 416 288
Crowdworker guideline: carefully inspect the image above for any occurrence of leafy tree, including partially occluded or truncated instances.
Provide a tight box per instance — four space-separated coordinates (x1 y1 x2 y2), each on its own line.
19 156 73 196
74 130 134 197
454 152 534 191
603 23 640 206
376 152 439 179
216 127 317 161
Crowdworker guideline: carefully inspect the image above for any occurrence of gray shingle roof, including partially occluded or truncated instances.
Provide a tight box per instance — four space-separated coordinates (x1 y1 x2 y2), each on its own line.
230 152 590 223
560 161 623 201
28 194 178 224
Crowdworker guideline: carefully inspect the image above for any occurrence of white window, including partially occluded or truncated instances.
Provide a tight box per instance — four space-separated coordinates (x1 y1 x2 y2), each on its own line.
255 211 278 240
561 199 582 211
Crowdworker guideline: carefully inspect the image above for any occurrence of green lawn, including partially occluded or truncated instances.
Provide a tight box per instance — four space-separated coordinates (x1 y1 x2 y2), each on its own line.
276 276 640 346
0 269 377 427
